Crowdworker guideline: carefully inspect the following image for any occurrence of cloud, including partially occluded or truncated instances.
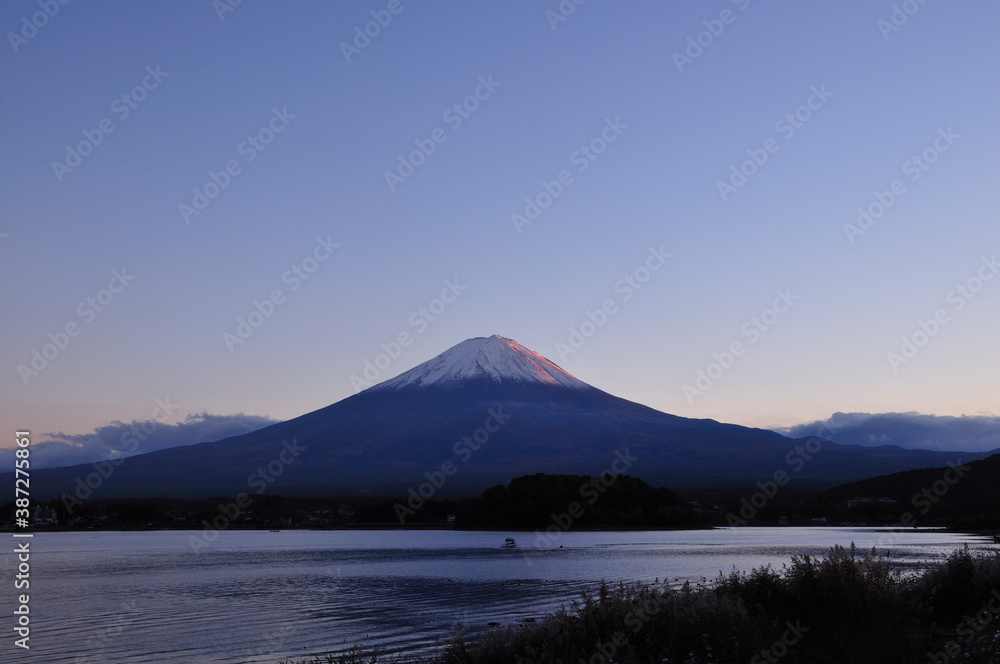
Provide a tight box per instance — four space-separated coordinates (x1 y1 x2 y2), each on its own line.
777 412 1000 453
2 412 279 471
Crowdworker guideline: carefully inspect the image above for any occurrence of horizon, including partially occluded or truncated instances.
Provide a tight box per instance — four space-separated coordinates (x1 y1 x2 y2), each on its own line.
5 332 1000 473
4 2 999 453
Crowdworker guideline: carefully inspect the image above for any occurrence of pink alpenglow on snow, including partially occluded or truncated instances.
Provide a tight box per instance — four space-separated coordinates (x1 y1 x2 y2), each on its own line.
371 335 590 391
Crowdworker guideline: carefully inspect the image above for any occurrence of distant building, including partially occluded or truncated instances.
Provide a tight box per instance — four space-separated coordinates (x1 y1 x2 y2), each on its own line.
847 497 899 509
33 506 58 526
810 517 828 525
778 516 789 526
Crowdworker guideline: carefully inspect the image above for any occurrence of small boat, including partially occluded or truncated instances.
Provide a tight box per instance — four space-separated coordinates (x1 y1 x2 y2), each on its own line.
501 537 517 549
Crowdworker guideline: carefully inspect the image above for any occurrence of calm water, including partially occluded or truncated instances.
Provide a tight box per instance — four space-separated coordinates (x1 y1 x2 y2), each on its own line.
3 528 996 663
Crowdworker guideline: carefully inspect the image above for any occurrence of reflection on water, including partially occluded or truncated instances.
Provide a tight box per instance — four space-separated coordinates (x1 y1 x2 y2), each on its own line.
6 528 994 663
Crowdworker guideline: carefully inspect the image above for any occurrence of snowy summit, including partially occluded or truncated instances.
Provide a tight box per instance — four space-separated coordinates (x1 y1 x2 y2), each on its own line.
371 335 591 391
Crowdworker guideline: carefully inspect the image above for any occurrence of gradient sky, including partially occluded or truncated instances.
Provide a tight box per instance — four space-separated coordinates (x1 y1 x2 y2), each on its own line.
3 1 999 451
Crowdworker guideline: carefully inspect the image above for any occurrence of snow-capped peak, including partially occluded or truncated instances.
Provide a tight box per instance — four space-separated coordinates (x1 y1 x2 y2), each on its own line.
370 335 591 391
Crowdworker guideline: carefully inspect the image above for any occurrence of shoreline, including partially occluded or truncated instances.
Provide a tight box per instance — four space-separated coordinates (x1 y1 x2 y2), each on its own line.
278 545 1000 664
3 524 993 536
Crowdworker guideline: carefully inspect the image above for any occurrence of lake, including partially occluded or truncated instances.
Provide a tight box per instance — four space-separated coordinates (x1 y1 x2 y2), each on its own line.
6 527 996 663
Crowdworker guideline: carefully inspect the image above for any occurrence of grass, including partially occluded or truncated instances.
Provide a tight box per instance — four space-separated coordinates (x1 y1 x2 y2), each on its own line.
279 545 1000 664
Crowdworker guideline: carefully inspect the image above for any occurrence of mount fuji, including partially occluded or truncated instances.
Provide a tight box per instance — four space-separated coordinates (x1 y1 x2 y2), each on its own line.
18 335 994 499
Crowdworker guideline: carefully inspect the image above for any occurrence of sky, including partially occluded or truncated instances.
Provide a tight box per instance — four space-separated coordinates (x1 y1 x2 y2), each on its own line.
3 0 999 461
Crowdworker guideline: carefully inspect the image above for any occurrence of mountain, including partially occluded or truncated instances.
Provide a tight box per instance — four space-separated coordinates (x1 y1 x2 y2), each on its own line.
13 335 998 500
806 453 1000 530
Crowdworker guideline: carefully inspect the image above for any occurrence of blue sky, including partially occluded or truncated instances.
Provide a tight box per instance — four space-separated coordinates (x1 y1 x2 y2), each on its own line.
3 0 999 453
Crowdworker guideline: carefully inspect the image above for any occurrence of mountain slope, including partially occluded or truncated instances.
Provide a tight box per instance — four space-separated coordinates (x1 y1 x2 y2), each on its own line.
807 453 1000 529
14 336 997 500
